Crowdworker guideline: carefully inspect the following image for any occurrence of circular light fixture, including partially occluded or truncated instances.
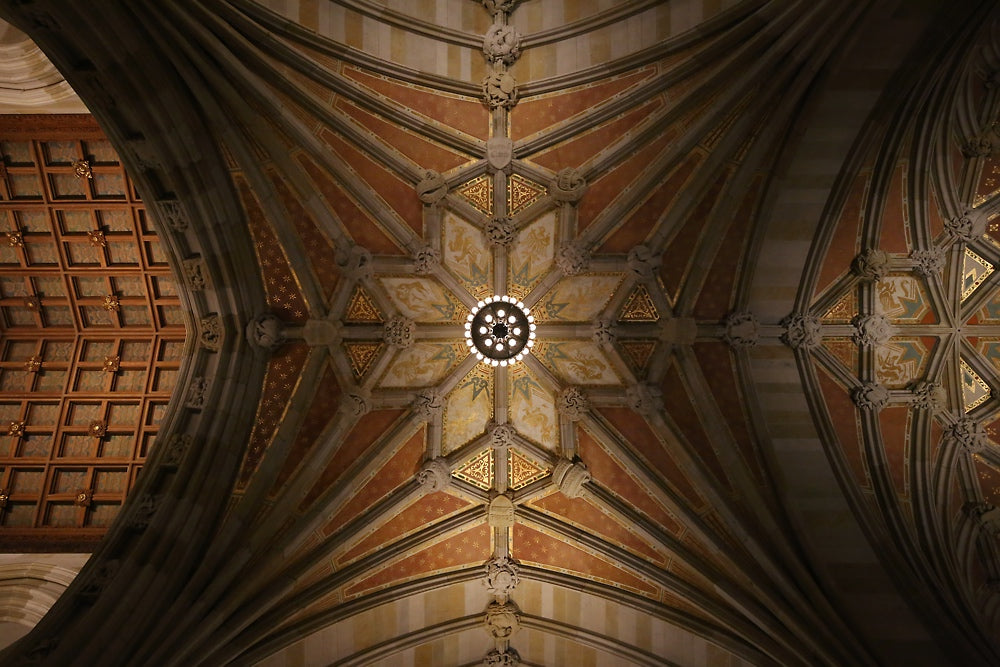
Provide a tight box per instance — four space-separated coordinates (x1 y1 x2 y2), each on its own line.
466 295 532 366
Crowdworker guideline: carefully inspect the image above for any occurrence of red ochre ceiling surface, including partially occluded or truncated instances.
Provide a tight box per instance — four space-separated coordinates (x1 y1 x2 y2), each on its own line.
4 2 1000 666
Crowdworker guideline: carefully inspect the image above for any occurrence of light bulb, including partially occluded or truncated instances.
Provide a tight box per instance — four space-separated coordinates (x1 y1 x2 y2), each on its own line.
497 309 505 318
477 300 485 308
527 340 534 348
512 327 521 335
479 326 487 334
495 343 504 350
500 360 508 367
466 339 474 347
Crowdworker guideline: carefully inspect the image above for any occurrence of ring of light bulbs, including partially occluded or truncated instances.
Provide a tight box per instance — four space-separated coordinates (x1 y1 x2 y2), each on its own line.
464 295 535 367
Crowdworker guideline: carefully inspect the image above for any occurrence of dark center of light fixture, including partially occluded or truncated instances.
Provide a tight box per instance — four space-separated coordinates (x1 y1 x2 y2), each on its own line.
465 295 535 367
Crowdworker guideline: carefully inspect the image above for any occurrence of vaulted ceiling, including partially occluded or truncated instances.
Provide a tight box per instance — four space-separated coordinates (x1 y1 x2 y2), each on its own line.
1 1 999 665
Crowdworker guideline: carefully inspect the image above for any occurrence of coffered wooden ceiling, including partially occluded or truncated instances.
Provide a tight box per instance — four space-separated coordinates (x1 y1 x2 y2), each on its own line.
1 1 999 665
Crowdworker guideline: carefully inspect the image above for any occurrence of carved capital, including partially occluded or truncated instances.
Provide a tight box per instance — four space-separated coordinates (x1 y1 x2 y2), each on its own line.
348 392 370 417
553 458 591 498
489 423 516 450
413 389 443 421
482 0 520 14
162 433 192 468
557 387 589 420
128 494 161 531
484 600 521 640
416 169 448 204
962 135 993 158
851 313 893 347
484 648 520 666
199 314 224 351
485 216 516 247
949 417 990 454
852 382 890 411
246 313 286 350
413 246 441 275
945 212 986 242
418 457 451 491
851 248 890 282
911 248 945 278
336 245 373 280
555 241 590 275
626 383 662 416
483 555 520 598
482 71 518 109
185 376 210 409
78 559 119 602
910 381 945 412
549 167 587 203
157 199 189 232
384 317 415 348
483 23 522 65
626 245 661 281
723 311 759 349
780 313 822 350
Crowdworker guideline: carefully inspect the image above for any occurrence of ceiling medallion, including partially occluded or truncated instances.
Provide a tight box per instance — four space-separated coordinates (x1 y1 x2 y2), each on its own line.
465 295 535 367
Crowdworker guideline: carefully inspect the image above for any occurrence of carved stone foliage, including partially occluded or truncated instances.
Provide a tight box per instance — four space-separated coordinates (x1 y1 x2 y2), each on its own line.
852 382 890 411
626 383 662 416
964 502 1000 535
199 314 223 351
962 135 994 158
246 313 285 350
348 391 370 417
484 649 520 666
413 389 443 421
482 0 520 15
851 313 893 347
482 71 518 109
626 245 661 281
416 169 448 204
851 248 890 282
484 556 520 598
384 317 415 348
549 167 587 203
944 212 986 242
724 311 759 349
485 216 516 247
949 417 990 454
128 494 161 531
555 241 589 275
484 600 521 639
79 559 119 602
911 248 945 278
483 24 522 64
488 494 515 528
418 457 451 491
780 313 822 350
557 387 589 420
413 246 441 275
336 245 373 280
157 199 189 232
185 376 209 409
553 459 591 498
489 423 516 450
162 433 192 468
591 319 615 345
911 381 945 411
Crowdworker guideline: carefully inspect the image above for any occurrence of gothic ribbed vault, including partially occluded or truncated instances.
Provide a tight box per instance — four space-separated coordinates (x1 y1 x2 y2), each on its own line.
1 1 1000 665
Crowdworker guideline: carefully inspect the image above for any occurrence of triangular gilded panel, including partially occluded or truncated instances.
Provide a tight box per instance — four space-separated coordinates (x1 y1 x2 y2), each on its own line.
961 358 991 413
345 342 383 379
619 285 659 322
962 247 994 302
619 340 657 373
508 173 547 216
456 174 493 216
508 448 549 490
821 337 857 375
453 449 493 491
345 286 383 323
821 290 857 324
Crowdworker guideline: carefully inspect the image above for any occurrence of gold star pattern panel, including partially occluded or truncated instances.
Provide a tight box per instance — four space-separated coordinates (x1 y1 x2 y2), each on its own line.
508 448 549 490
507 173 547 216
344 286 383 323
236 176 309 323
345 342 383 380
